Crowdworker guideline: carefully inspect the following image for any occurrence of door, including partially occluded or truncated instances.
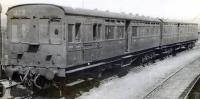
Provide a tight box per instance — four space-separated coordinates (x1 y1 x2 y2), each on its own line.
82 23 101 62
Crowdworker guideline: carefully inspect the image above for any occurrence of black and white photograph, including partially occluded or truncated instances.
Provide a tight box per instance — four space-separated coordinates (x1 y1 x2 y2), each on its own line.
1 0 200 99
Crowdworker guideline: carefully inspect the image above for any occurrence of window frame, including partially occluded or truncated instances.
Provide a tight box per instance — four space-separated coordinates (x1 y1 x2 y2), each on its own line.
132 26 137 37
117 26 125 39
49 20 62 44
10 19 31 43
105 25 115 40
39 19 49 44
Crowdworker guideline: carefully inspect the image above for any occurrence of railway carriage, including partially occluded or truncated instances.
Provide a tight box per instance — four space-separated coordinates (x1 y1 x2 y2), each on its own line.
2 4 198 89
161 20 198 47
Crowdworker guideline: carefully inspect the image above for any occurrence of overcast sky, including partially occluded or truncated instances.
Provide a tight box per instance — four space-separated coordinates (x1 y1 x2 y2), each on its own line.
1 0 200 20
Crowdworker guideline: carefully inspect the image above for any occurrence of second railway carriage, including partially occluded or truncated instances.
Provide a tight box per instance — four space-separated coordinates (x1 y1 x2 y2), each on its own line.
161 20 198 47
2 4 198 88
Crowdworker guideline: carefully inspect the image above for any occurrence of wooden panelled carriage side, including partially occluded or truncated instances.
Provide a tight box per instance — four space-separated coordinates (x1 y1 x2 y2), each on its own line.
2 4 198 89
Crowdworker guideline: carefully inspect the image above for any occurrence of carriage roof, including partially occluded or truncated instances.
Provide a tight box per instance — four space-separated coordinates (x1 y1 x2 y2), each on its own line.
7 3 159 22
7 3 196 24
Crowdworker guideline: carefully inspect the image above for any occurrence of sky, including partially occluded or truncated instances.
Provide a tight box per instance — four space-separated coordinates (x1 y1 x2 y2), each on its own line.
1 0 200 21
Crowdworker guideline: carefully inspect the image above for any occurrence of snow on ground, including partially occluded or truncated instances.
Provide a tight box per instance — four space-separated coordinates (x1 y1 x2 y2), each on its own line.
77 45 200 99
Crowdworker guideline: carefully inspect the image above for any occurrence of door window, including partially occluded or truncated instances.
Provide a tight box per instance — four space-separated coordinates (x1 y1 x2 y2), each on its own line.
39 19 49 43
132 26 137 37
68 24 74 42
93 24 101 41
75 23 81 42
105 25 114 40
117 26 125 39
50 21 62 44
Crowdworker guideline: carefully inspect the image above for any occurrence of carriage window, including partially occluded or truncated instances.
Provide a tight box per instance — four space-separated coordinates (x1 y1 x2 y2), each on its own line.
68 24 74 42
75 23 81 42
39 20 49 43
11 19 31 43
21 23 30 42
132 26 137 37
98 24 102 40
117 26 124 39
105 26 114 40
93 24 101 40
11 23 19 42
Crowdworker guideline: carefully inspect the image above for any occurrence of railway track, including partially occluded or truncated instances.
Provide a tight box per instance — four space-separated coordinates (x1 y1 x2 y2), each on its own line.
142 53 200 99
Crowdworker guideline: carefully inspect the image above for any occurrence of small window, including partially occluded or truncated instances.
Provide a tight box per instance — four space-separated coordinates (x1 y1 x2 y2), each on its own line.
117 26 124 39
111 20 115 23
68 24 74 42
54 29 59 35
105 26 114 40
132 26 137 37
75 23 81 42
105 19 110 22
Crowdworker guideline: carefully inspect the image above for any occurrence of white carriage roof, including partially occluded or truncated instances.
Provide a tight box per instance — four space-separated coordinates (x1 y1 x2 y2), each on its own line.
7 3 196 24
62 6 160 22
7 3 160 22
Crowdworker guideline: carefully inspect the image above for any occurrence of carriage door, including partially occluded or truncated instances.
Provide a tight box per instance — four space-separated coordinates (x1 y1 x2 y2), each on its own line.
125 20 130 52
82 23 101 62
49 18 62 44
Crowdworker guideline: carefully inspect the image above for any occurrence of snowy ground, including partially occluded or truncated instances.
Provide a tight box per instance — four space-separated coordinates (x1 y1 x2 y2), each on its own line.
77 44 200 99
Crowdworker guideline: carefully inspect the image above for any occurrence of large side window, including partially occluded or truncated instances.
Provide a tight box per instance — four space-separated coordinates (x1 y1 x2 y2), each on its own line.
68 24 74 42
75 23 81 42
93 24 101 41
132 26 137 37
105 25 114 40
39 19 49 43
117 26 125 39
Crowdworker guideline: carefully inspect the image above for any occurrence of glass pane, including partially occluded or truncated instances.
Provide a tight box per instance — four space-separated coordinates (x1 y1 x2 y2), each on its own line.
93 24 97 40
39 20 49 43
11 24 19 42
97 24 101 40
75 23 81 42
105 26 114 40
132 26 137 36
117 26 124 39
50 22 62 44
21 22 30 43
68 24 73 42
